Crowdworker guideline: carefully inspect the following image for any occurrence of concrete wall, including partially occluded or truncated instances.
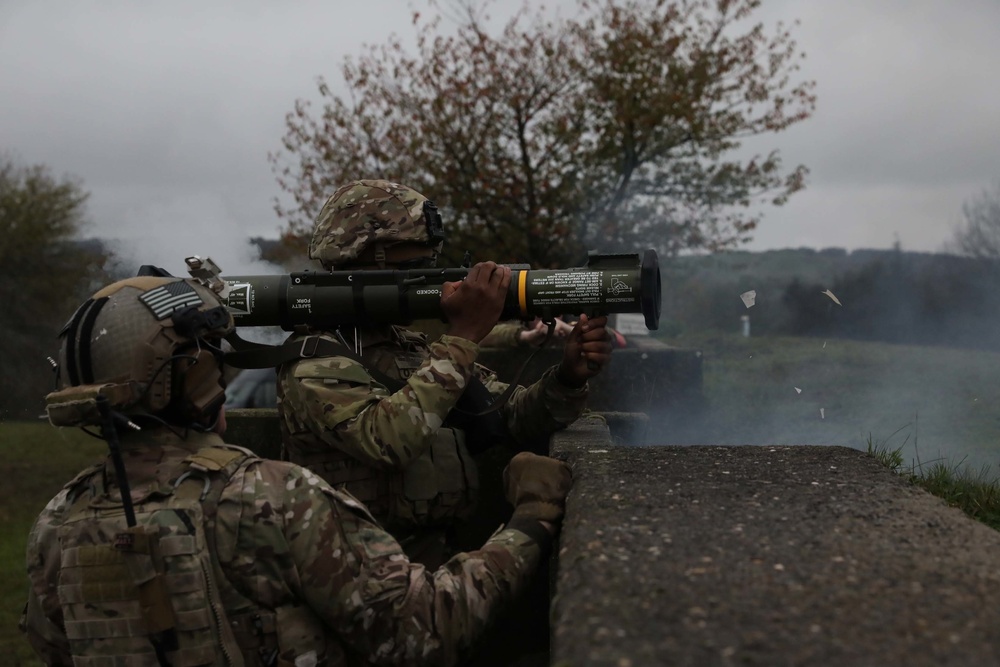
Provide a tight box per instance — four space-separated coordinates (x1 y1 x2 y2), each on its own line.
549 416 1000 666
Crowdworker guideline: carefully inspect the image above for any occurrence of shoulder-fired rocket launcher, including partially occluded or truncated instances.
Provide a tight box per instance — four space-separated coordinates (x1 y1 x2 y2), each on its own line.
185 249 662 331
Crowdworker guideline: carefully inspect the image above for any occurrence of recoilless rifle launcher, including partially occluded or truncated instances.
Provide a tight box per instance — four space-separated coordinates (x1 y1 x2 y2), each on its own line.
185 249 662 332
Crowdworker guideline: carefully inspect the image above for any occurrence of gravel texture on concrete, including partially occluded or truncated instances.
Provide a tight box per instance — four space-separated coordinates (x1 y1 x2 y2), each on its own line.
551 415 1000 667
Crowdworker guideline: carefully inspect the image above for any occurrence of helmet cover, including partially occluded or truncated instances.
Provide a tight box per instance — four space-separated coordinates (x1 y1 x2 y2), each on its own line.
309 179 445 268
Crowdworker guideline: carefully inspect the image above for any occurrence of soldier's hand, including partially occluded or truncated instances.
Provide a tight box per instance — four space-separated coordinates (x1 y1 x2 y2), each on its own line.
520 316 576 347
518 318 548 346
442 261 512 343
503 452 573 523
556 314 613 387
551 317 575 338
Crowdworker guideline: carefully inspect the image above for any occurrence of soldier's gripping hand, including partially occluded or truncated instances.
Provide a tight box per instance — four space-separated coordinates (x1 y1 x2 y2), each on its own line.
503 452 573 527
519 316 575 347
556 313 614 387
442 261 512 343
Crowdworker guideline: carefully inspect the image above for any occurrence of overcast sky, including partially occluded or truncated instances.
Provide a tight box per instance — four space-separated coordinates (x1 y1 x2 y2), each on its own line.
2 0 999 274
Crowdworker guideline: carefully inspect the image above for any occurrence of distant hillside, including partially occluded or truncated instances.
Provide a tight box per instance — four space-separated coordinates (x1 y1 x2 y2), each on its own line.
661 247 1000 350
664 246 949 286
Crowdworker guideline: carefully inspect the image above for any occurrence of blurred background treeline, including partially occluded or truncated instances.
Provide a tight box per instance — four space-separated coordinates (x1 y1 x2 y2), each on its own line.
661 246 1000 350
0 160 119 422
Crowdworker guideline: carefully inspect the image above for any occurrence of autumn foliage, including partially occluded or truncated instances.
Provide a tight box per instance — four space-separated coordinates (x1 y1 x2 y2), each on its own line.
271 0 815 267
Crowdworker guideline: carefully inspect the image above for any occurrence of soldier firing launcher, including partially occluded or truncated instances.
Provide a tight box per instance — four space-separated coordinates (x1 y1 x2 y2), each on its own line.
185 250 662 331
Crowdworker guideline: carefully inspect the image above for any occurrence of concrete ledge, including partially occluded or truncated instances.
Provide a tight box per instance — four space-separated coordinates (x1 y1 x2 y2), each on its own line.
551 415 1000 666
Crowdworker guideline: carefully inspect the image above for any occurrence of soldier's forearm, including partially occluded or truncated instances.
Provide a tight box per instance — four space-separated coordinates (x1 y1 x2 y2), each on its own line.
305 510 542 666
502 366 588 446
347 335 481 467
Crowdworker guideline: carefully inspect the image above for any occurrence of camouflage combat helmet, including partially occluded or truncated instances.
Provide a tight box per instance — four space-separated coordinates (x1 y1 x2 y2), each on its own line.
309 179 445 269
46 277 234 428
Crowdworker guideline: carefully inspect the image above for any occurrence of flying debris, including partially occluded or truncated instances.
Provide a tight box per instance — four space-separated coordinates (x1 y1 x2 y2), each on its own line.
820 408 826 420
794 387 802 394
740 290 756 308
821 289 842 306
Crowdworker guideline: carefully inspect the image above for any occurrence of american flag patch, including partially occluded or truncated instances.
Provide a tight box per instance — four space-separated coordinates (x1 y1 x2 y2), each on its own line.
139 281 204 319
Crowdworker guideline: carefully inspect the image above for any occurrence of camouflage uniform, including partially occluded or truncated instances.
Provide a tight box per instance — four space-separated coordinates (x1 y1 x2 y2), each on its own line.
22 428 545 667
278 179 590 562
277 326 587 539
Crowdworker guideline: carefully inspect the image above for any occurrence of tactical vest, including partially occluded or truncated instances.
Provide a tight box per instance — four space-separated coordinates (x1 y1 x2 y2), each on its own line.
280 328 480 533
52 444 334 667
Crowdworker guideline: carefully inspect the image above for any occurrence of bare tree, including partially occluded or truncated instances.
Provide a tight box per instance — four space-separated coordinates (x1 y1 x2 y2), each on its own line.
949 181 1000 259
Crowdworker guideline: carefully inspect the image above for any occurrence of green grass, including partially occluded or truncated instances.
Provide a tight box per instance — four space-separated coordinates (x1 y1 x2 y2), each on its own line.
663 331 1000 476
0 421 105 666
867 428 1000 532
915 463 1000 530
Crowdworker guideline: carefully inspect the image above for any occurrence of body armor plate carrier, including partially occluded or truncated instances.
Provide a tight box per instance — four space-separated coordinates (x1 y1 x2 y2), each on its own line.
280 328 481 533
53 444 330 667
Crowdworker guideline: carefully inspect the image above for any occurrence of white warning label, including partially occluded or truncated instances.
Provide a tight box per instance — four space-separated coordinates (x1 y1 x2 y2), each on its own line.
528 271 603 304
226 283 253 315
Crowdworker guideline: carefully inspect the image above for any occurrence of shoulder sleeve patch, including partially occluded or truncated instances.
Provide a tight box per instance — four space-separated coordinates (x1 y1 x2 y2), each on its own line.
184 447 246 472
291 357 373 385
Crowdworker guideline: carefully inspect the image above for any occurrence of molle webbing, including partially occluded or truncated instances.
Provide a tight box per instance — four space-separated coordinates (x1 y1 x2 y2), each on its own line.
56 446 254 667
288 425 479 529
225 334 405 392
225 324 551 424
58 537 219 666
226 332 519 427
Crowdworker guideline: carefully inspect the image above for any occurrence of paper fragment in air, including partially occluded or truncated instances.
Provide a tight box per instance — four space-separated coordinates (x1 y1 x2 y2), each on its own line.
795 387 802 394
740 290 756 308
821 290 842 306
820 408 825 419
